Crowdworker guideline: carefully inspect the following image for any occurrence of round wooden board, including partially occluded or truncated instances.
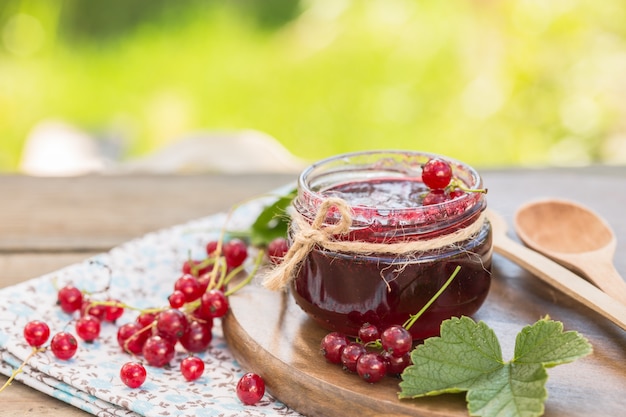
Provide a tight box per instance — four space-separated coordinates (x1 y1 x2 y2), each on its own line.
222 256 626 417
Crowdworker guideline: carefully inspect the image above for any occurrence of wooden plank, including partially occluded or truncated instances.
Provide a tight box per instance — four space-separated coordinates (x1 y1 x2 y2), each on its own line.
0 173 295 252
0 253 100 287
0 379 89 416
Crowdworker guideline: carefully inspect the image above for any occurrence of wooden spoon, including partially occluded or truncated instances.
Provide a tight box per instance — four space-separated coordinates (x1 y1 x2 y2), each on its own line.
514 199 626 305
486 209 626 331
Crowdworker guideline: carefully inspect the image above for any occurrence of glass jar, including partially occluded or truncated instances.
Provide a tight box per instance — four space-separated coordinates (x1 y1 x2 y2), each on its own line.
289 150 492 340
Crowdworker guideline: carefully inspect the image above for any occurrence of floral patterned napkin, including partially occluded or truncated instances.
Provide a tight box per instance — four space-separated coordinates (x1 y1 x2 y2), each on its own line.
0 198 302 417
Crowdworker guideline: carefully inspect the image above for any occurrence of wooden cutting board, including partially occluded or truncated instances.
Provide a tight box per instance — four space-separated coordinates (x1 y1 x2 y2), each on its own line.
223 255 626 417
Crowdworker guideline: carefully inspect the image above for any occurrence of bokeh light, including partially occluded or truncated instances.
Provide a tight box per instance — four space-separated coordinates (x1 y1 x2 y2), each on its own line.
1 0 626 173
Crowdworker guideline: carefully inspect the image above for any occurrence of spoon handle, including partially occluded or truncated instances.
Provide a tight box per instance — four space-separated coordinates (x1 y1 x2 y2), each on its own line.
493 234 626 331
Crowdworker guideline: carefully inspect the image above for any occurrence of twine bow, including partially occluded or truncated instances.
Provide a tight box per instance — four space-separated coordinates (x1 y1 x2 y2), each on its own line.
262 197 352 291
262 197 487 291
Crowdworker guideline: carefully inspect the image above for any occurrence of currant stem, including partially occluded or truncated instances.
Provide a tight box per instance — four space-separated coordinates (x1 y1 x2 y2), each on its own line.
225 251 265 296
0 347 45 393
449 179 487 194
403 265 461 331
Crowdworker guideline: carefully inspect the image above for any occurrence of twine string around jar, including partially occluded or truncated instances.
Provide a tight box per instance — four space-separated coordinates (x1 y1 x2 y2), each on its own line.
261 197 487 291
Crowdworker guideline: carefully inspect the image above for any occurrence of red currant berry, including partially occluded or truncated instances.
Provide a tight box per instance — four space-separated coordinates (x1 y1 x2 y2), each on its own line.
182 259 212 277
80 300 106 321
267 237 289 264
75 315 101 343
142 335 175 368
356 352 387 383
57 285 83 314
422 189 449 206
320 332 349 364
168 290 186 309
174 274 203 302
23 320 50 348
200 289 229 319
179 320 213 353
380 324 413 358
136 312 157 328
422 158 453 190
156 309 189 341
180 356 205 381
223 239 248 269
357 322 380 344
449 188 465 200
104 299 125 322
340 342 366 373
50 332 78 360
382 351 412 377
117 322 150 355
120 362 147 388
236 372 265 405
206 240 219 256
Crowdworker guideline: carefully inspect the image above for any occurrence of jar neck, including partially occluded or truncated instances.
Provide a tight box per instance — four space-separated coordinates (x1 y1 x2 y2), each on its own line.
293 151 486 243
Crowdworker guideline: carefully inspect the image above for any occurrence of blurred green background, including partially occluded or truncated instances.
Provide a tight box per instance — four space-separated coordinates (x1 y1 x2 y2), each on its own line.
2 0 626 173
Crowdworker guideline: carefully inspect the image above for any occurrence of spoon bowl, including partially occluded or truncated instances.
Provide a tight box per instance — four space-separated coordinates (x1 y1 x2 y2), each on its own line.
486 209 626 331
514 199 626 305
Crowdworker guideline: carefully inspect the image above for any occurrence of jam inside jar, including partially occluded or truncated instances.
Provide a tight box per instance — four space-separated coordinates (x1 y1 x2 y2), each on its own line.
289 150 492 340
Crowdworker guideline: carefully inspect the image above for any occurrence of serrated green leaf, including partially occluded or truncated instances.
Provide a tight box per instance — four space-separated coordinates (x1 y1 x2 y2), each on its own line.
513 318 593 367
248 188 296 247
468 363 547 417
399 316 503 397
398 316 593 417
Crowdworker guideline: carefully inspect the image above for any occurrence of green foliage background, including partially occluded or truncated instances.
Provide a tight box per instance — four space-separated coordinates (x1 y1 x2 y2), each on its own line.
2 0 626 172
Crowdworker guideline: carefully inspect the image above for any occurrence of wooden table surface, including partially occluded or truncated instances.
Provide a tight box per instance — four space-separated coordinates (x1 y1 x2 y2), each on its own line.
1 167 626 416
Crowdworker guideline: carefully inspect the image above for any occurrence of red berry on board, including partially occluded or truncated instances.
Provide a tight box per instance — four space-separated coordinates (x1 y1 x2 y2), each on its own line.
57 285 83 314
75 315 101 343
383 351 412 377
50 332 78 360
120 362 147 388
356 352 387 383
320 332 350 364
180 356 205 381
341 342 367 373
23 320 50 348
236 372 265 405
380 324 412 358
357 322 380 344
422 158 453 190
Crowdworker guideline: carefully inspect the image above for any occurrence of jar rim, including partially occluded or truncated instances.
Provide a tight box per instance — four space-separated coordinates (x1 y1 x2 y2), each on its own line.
295 150 486 237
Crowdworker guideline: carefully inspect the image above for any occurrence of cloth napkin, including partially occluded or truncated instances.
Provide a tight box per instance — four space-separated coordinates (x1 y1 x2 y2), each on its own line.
0 197 303 417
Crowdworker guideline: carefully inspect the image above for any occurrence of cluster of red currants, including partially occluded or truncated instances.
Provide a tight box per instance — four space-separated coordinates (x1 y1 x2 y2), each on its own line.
320 323 414 384
421 158 486 205
16 235 291 403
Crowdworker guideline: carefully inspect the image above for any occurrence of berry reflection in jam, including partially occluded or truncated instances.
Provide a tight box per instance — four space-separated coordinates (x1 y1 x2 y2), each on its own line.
290 151 492 341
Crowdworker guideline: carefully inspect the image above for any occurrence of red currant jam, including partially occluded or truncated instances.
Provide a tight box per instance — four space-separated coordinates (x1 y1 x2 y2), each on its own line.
290 151 492 340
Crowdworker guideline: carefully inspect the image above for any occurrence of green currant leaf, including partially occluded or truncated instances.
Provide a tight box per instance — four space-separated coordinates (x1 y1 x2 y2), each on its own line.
399 316 504 396
398 316 592 417
248 188 296 247
513 318 593 368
